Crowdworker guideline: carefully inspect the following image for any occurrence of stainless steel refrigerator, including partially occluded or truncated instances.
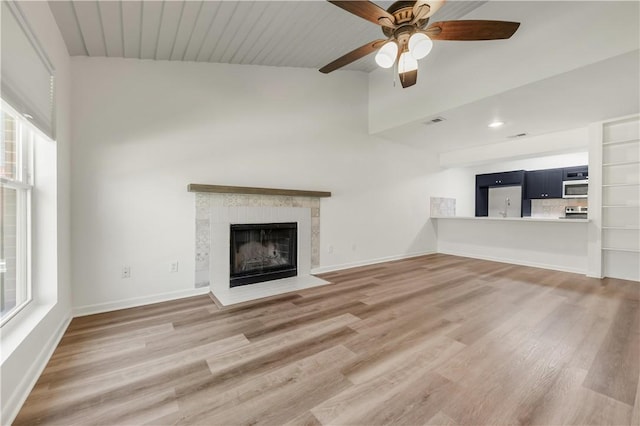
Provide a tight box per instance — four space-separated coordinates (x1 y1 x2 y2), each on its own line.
488 186 522 218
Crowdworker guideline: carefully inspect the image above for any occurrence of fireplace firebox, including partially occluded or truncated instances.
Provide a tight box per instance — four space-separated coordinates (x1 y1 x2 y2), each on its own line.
229 222 298 287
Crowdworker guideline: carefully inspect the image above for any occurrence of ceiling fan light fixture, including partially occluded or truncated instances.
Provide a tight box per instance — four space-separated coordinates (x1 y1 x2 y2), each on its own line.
398 51 418 73
408 32 433 59
375 41 398 68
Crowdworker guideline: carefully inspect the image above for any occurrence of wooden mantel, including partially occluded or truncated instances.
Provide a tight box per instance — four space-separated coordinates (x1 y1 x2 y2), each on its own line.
187 184 331 198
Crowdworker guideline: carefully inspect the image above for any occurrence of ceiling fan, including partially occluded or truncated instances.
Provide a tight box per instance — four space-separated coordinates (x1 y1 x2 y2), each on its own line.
320 1 520 88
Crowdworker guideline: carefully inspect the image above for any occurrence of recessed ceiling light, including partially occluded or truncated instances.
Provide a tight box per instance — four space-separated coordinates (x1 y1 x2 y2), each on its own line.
488 121 504 128
23 113 33 120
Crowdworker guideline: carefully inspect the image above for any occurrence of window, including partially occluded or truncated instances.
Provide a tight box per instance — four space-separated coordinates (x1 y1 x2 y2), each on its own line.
1 101 33 325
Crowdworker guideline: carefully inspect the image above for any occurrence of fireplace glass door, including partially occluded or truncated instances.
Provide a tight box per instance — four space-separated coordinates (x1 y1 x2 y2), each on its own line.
229 222 297 287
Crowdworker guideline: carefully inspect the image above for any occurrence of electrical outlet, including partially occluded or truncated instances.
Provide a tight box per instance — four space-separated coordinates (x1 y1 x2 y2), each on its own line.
328 245 334 253
122 266 131 279
170 262 179 273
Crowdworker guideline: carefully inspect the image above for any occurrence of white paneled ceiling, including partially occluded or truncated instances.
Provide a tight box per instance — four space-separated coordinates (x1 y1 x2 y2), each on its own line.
48 0 486 72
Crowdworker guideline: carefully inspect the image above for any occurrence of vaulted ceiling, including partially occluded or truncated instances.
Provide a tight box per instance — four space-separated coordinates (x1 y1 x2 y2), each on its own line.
48 0 485 72
48 1 639 155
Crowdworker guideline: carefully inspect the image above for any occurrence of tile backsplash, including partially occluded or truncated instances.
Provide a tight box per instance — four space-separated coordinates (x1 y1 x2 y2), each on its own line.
430 197 456 217
531 198 587 218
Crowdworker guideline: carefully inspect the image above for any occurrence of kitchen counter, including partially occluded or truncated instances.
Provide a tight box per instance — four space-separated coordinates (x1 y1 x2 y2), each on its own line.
431 216 589 223
432 215 589 274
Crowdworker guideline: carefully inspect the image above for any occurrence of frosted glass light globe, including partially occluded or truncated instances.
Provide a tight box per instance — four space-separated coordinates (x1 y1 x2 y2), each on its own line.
408 32 433 59
375 41 398 68
398 51 418 73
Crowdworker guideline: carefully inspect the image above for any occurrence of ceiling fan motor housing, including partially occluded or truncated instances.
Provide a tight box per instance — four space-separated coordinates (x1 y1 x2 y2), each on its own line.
382 1 430 38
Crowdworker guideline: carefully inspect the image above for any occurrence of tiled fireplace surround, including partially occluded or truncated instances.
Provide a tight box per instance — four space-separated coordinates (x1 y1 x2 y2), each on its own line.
195 192 328 305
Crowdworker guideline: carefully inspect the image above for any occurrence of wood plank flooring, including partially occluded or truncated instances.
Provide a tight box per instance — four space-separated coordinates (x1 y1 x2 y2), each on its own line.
14 254 640 425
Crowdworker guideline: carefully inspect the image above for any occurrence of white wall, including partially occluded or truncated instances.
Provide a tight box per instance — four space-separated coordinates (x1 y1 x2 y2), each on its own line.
439 127 589 168
1 1 72 424
70 58 438 313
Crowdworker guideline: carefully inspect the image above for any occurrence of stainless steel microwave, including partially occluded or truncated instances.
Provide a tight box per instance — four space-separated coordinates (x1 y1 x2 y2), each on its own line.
563 179 588 198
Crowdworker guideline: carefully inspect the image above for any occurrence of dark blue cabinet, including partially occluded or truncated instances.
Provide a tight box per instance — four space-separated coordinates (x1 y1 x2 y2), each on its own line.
475 176 489 217
563 166 588 181
475 170 527 216
477 171 523 187
476 165 587 216
525 168 563 199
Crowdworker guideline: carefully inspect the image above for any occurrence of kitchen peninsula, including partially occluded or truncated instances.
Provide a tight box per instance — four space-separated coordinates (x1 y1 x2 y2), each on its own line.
431 164 590 275
432 215 589 275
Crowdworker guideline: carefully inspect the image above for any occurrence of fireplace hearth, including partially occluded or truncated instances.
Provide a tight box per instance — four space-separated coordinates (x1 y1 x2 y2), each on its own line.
229 222 297 287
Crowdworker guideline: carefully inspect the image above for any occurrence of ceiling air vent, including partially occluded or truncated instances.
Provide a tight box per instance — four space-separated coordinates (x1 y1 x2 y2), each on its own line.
423 116 446 125
508 132 528 138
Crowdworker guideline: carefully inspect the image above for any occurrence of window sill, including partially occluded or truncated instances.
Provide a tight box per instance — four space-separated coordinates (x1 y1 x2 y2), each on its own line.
0 298 33 328
0 300 54 365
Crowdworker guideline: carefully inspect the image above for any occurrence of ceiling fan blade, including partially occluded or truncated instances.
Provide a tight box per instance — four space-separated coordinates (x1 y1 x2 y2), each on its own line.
425 20 520 41
412 0 446 23
328 1 396 28
320 39 387 74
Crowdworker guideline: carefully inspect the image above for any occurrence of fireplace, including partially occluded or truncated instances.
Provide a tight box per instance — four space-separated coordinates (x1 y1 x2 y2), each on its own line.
229 222 298 287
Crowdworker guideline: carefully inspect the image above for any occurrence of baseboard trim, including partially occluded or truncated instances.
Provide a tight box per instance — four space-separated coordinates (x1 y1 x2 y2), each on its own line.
75 252 439 316
311 250 437 275
72 287 211 317
436 249 587 275
3 313 71 425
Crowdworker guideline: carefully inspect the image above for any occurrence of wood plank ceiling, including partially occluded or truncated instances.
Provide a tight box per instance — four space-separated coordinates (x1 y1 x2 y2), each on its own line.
48 1 485 73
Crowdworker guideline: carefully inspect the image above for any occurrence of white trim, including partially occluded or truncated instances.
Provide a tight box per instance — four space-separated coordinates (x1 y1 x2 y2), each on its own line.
0 178 31 190
0 299 32 328
311 250 437 275
0 110 35 326
2 313 71 426
435 249 587 275
72 287 211 317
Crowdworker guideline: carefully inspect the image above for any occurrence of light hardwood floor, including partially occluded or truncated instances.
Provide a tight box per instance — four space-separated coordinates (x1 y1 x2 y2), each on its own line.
15 254 640 425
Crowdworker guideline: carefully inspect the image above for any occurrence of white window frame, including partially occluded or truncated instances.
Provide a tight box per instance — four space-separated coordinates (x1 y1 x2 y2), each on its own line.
1 101 34 327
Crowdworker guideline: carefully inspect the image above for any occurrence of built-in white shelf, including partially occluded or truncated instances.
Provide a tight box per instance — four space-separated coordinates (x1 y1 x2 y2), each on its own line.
602 138 640 146
602 183 640 187
602 247 640 253
599 114 640 281
602 160 640 167
603 226 640 230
